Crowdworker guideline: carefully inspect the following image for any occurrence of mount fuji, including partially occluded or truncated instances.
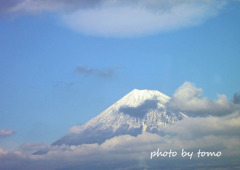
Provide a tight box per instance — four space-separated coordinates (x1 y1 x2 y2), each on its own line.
53 89 187 146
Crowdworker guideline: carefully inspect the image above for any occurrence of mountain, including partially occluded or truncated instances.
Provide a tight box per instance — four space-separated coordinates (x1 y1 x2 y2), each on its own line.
53 89 187 146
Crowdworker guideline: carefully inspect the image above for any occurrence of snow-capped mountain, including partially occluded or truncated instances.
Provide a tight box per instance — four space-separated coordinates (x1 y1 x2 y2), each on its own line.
53 89 187 146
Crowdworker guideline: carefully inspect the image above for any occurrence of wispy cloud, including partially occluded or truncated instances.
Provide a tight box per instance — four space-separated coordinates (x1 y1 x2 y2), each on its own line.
0 0 102 15
0 0 230 37
0 0 20 16
0 148 8 156
75 66 115 78
0 129 15 137
53 81 75 88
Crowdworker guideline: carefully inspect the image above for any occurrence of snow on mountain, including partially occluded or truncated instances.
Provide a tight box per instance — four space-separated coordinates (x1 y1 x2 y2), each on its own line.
53 89 187 146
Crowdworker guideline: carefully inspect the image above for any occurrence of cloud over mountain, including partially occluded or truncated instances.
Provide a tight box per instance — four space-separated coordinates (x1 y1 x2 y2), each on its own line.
0 82 239 169
119 99 159 118
1 111 240 169
167 82 240 116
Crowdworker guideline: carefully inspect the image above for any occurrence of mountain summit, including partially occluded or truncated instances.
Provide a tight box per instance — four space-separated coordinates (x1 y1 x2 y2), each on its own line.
53 89 187 146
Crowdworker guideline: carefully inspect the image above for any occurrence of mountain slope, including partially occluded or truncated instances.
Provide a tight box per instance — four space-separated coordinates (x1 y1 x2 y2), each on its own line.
53 89 187 146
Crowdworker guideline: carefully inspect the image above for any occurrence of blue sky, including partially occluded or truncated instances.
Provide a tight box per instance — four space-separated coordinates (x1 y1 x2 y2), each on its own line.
0 0 240 150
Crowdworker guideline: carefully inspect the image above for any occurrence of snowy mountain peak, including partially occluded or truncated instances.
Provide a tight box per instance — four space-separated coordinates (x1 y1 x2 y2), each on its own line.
53 89 187 146
113 89 170 108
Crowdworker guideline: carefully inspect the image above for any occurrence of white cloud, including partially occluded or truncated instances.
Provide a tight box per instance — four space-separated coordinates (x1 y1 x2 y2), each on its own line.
62 0 226 37
167 82 240 116
165 111 240 139
1 111 240 169
0 129 15 137
1 82 240 169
